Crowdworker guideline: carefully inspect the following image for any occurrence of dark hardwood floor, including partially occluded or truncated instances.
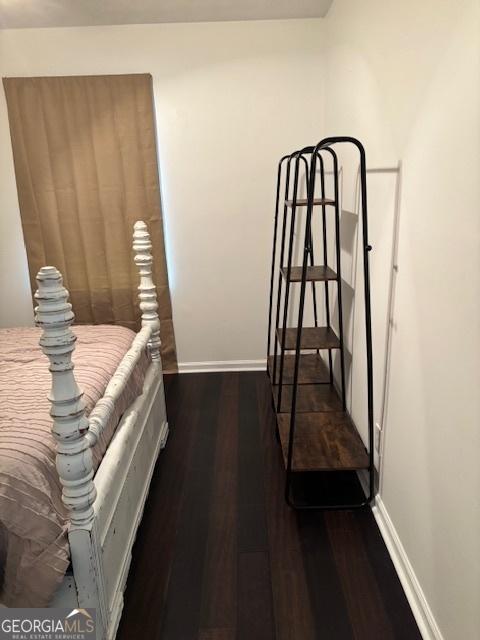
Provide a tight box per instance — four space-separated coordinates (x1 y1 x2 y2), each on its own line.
117 372 421 640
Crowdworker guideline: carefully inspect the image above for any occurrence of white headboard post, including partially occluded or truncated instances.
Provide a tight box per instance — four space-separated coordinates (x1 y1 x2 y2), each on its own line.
35 267 106 630
35 266 96 526
132 221 161 362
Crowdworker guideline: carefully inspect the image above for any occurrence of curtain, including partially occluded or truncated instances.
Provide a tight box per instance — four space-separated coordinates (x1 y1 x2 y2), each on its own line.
3 74 177 371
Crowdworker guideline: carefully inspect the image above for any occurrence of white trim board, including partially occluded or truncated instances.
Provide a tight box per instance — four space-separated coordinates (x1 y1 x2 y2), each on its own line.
177 359 266 373
372 496 444 640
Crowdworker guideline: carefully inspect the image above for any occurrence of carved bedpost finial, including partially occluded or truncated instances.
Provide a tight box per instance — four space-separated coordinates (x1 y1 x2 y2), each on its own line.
35 266 96 529
132 221 161 362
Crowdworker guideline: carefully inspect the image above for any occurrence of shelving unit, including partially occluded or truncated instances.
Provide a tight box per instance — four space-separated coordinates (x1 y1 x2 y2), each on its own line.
266 137 375 509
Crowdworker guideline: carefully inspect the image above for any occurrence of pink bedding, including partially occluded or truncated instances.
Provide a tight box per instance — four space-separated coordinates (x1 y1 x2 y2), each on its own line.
0 325 149 607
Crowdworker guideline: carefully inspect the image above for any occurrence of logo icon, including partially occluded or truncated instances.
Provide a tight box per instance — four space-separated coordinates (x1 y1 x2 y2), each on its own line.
66 609 93 620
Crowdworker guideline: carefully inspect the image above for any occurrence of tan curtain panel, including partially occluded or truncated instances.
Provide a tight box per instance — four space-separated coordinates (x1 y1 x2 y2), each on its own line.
3 73 177 371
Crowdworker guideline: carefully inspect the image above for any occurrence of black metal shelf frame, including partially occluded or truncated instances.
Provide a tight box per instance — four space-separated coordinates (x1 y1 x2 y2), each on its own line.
266 137 375 510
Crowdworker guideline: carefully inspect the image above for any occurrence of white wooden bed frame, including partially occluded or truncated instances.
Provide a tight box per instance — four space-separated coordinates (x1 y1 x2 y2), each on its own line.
34 221 168 640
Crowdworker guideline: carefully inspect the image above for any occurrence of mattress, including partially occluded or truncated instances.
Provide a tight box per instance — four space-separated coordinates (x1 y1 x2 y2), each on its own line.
0 325 150 607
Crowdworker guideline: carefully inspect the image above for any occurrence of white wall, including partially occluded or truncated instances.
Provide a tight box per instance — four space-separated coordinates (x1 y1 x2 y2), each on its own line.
324 1 480 639
0 18 325 364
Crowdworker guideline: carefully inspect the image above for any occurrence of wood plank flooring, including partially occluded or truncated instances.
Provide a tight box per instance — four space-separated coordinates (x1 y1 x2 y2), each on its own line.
117 372 421 640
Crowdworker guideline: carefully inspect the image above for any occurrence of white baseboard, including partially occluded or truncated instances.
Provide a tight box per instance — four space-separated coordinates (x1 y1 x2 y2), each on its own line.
177 359 266 373
372 496 443 640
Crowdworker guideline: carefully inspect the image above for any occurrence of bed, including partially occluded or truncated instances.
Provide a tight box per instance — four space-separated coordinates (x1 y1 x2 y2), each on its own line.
0 221 169 639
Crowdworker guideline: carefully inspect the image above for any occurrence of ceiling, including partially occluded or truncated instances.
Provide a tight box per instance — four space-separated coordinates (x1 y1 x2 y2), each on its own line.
0 0 334 29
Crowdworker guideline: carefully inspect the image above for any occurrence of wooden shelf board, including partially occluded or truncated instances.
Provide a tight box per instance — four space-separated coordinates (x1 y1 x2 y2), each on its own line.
268 354 330 385
285 198 335 207
280 265 337 283
273 383 343 413
277 412 369 472
276 326 340 351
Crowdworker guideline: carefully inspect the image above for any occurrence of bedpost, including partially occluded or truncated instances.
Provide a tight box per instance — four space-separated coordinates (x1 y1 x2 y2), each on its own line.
133 220 161 362
35 266 96 527
35 267 106 632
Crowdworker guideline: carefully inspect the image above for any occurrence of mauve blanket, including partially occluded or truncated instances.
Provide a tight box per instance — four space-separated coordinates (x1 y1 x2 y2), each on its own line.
0 325 149 607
